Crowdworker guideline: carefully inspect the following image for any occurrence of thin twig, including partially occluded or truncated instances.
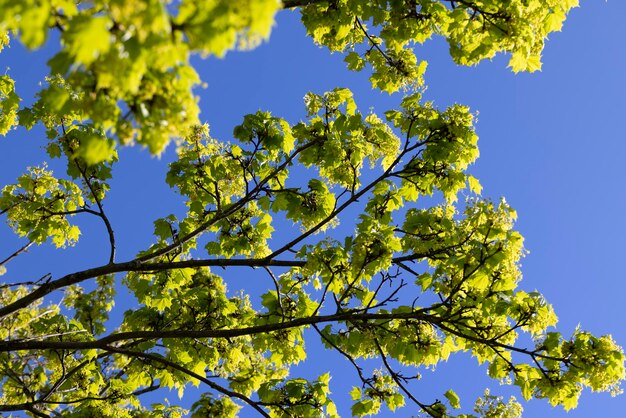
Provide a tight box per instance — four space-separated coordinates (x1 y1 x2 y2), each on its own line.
0 241 34 267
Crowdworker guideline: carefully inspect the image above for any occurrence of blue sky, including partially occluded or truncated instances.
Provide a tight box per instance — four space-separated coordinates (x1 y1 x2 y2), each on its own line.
1 0 626 416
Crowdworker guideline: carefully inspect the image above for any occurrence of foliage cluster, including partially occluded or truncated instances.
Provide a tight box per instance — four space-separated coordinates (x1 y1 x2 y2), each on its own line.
0 0 623 417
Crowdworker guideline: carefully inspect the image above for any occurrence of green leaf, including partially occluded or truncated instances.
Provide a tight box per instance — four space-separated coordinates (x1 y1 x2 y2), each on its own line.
508 52 527 73
76 134 116 165
62 16 112 65
468 175 482 194
0 75 20 135
445 389 461 409
345 51 366 71
350 387 362 401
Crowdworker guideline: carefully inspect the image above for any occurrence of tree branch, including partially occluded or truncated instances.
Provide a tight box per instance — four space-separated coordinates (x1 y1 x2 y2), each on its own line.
61 121 117 264
0 310 433 351
373 338 441 417
0 258 301 319
281 0 327 9
0 309 569 366
105 346 271 418
135 140 318 263
0 241 34 267
266 123 423 259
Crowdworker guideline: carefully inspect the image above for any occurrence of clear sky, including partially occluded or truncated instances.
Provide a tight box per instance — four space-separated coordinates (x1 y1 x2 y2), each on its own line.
1 0 625 417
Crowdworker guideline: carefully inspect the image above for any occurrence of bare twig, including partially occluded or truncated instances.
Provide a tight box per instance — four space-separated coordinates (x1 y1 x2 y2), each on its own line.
0 241 34 267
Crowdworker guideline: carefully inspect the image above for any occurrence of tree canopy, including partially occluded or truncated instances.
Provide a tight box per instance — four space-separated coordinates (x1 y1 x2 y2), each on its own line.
0 0 623 417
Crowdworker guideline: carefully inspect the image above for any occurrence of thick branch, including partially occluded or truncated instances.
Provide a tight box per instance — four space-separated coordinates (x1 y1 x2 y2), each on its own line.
0 402 50 417
0 196 449 321
0 309 567 365
0 258 302 319
281 0 327 8
0 310 434 351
